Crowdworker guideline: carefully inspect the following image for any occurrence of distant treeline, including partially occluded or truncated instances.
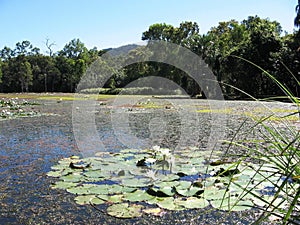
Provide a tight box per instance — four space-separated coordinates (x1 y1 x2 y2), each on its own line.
0 15 299 99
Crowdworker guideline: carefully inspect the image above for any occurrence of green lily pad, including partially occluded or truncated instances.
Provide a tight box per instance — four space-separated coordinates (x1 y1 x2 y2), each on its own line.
107 194 124 203
67 186 91 195
146 197 165 205
122 186 137 193
121 178 151 188
123 189 155 202
178 165 198 176
107 203 143 218
74 195 105 205
158 186 176 196
156 197 185 211
154 181 179 189
143 207 165 216
84 170 106 178
74 195 95 205
210 198 253 211
97 194 109 201
156 174 180 182
256 195 287 209
108 184 125 194
57 158 73 164
176 197 210 209
47 171 62 177
176 181 192 190
61 173 82 182
190 157 206 165
60 168 74 176
47 147 286 215
51 164 67 171
176 185 203 197
51 181 77 189
203 187 229 200
90 197 106 205
88 185 110 195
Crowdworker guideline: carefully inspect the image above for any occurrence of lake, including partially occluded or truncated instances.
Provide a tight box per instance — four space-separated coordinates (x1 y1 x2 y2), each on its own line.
1 95 298 224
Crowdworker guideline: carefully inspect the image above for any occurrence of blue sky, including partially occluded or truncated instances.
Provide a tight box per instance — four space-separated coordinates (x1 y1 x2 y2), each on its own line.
0 0 296 54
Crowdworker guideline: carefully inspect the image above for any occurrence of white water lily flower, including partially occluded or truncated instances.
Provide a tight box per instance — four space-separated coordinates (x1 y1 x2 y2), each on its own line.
145 169 157 181
152 145 160 152
145 158 156 165
160 148 171 156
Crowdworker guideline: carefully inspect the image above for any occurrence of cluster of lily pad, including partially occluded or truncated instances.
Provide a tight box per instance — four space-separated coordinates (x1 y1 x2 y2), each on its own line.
47 146 296 219
0 98 40 119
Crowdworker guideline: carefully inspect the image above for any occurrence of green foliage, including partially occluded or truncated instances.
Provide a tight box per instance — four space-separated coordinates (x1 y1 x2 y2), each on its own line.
0 14 299 98
222 58 300 224
47 146 296 219
295 0 300 28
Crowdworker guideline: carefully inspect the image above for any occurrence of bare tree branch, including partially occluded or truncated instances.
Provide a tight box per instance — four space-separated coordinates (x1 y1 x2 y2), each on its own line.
45 38 56 57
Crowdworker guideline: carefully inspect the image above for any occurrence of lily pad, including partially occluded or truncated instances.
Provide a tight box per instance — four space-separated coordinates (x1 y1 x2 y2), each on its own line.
61 173 82 182
51 181 77 189
88 185 110 195
143 207 165 216
176 185 203 197
107 194 124 203
74 195 100 205
47 147 284 215
47 171 62 177
176 197 210 209
123 189 155 202
67 186 91 195
210 198 253 211
156 197 185 211
203 187 229 200
157 174 180 182
84 170 106 178
108 184 126 194
158 186 176 197
90 197 106 205
51 164 67 171
176 180 192 190
107 203 143 218
121 178 151 187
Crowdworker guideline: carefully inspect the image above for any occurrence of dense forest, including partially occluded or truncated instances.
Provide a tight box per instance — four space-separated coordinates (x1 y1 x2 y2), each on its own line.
0 13 300 99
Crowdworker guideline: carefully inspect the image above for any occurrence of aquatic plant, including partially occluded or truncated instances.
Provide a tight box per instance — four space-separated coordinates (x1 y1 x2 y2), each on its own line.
47 146 291 219
223 57 300 224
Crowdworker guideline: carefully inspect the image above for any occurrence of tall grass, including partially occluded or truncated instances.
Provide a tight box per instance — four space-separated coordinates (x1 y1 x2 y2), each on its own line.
224 57 300 224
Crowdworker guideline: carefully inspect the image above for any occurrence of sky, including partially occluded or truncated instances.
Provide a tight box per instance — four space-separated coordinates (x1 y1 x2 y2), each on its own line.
0 0 297 54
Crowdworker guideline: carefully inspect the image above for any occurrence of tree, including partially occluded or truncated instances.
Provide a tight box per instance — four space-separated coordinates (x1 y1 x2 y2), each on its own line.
58 38 89 92
0 46 14 60
142 21 200 47
141 22 202 96
15 40 33 56
0 61 2 84
295 0 300 28
199 16 284 99
15 55 33 92
28 54 60 92
45 38 56 57
59 38 88 60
